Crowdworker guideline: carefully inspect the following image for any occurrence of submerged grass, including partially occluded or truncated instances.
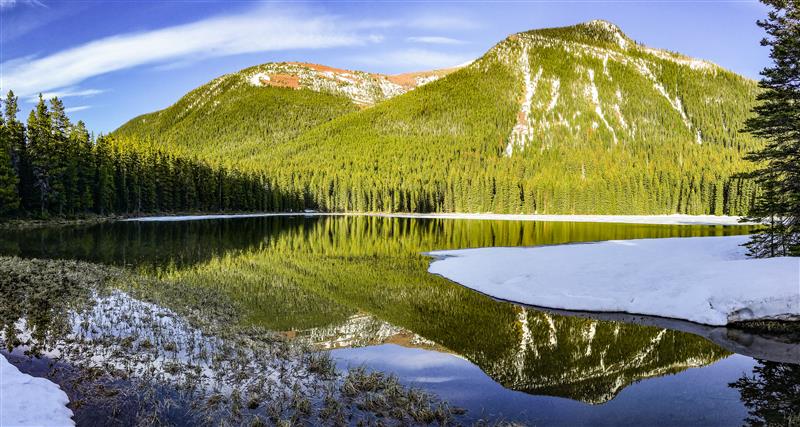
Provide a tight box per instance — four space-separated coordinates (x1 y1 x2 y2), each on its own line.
731 320 800 341
0 255 465 426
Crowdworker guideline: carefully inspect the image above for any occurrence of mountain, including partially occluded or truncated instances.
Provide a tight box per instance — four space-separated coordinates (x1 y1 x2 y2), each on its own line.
114 62 456 166
115 20 762 215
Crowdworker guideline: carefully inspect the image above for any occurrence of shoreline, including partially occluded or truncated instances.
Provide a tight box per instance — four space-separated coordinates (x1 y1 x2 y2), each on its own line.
427 235 799 327
123 212 754 226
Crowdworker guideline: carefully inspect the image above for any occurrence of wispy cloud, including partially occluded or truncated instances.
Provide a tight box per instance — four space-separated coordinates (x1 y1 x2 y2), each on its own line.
354 48 474 70
0 0 45 11
1 6 383 97
406 36 465 45
27 87 105 103
64 105 91 113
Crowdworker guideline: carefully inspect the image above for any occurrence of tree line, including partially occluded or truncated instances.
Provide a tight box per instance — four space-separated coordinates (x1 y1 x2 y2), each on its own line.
237 53 762 216
0 91 292 218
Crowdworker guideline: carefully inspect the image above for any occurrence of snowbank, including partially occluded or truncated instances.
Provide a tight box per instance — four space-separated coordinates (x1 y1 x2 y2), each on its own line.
1 354 74 426
427 236 799 326
382 213 750 225
125 212 750 226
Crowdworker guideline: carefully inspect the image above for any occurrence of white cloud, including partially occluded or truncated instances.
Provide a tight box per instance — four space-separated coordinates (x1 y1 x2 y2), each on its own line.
27 87 105 103
1 7 383 97
406 36 465 45
354 48 474 71
64 105 91 113
0 0 44 10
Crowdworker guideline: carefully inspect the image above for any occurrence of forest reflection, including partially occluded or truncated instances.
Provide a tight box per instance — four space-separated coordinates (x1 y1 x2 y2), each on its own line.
4 215 791 406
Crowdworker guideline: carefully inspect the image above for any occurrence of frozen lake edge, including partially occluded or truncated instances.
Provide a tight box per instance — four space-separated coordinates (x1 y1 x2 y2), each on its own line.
123 212 753 226
427 235 800 326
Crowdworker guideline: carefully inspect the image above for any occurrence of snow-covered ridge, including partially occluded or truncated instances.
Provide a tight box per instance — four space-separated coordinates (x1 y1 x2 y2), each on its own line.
428 235 800 326
1 354 74 426
172 62 463 117
489 25 727 153
583 19 629 50
241 62 457 106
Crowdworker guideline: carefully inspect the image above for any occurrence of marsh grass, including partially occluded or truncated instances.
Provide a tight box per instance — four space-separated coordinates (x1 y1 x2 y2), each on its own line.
0 256 465 426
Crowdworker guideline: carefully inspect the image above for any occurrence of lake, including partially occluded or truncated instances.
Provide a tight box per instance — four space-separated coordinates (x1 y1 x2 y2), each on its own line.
1 215 797 425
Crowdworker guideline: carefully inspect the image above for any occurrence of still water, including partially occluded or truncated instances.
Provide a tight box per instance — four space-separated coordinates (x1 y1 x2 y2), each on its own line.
1 215 796 425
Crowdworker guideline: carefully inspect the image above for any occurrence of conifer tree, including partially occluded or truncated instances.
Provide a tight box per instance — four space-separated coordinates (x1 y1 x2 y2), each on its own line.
744 0 800 257
0 111 20 214
4 91 33 210
27 95 53 215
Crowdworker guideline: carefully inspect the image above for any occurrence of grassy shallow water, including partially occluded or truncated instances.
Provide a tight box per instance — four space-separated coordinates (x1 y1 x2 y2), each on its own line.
0 256 462 425
1 215 797 425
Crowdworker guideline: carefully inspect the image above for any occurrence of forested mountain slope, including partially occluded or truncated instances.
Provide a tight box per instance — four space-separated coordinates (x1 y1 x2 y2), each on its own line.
116 20 762 215
114 63 454 167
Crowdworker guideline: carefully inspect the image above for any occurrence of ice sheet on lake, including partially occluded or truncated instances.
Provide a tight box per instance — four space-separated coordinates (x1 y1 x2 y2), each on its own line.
427 236 800 326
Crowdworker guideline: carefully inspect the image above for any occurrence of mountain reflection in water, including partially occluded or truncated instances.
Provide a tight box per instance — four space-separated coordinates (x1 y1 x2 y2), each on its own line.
1 215 796 423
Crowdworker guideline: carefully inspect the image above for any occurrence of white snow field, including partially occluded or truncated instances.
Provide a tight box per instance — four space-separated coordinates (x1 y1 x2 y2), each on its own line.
1 354 74 426
125 212 750 226
427 235 800 326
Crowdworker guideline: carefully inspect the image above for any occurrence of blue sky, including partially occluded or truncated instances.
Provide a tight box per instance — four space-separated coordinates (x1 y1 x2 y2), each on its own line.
1 0 770 133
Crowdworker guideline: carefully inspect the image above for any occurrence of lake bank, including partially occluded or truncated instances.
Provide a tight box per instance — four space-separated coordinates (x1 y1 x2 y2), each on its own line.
0 211 752 231
0 354 74 426
123 212 754 226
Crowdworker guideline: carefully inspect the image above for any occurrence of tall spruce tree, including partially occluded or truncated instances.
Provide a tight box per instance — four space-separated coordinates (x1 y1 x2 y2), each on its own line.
27 96 52 215
4 91 33 211
744 0 800 257
0 110 20 214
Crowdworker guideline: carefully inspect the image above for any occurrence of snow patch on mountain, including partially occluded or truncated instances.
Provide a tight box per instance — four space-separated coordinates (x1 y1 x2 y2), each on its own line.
505 47 542 156
238 62 457 107
641 47 716 72
587 68 617 144
547 78 560 111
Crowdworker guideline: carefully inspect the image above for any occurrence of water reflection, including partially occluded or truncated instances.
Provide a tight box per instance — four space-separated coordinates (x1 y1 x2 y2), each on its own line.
730 360 800 426
1 215 795 414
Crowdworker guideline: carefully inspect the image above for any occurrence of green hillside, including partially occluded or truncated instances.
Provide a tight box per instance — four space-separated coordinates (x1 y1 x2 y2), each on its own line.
114 65 357 167
116 20 763 215
114 62 452 168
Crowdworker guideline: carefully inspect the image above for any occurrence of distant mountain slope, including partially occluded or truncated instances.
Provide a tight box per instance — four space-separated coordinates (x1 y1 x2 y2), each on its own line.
116 20 762 215
115 62 455 166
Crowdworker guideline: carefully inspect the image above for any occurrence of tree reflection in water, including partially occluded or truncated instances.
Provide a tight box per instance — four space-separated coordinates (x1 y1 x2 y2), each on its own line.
730 360 800 426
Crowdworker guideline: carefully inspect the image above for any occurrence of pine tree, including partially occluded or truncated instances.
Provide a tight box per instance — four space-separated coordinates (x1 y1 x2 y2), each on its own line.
48 97 72 215
744 0 800 257
70 121 95 212
27 95 53 216
0 111 20 214
4 91 33 211
93 135 116 215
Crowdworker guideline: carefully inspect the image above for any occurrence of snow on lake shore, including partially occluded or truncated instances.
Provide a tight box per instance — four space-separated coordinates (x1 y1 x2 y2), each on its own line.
1 354 74 426
125 212 750 226
427 236 799 326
